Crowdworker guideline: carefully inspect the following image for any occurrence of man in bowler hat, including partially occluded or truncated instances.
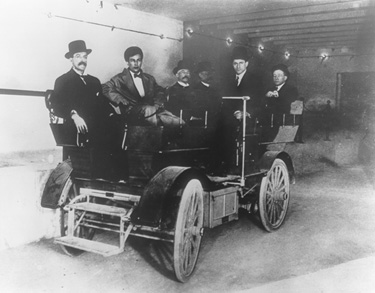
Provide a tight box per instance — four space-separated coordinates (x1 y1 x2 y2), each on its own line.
217 46 264 173
264 64 298 117
264 63 301 141
51 40 112 144
51 40 115 178
165 59 196 124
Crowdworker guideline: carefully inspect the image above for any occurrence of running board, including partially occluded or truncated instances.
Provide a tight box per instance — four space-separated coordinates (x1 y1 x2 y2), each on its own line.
55 236 122 257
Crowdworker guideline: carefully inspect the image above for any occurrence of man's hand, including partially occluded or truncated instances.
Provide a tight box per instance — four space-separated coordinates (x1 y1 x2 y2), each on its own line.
233 110 251 120
71 113 88 134
266 90 279 98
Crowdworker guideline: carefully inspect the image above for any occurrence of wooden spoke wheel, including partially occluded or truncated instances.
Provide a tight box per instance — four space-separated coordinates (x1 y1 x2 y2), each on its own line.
173 179 204 282
59 177 95 256
259 158 290 232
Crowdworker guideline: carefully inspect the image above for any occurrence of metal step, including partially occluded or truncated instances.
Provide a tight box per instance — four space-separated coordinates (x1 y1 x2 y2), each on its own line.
55 236 123 257
68 202 127 217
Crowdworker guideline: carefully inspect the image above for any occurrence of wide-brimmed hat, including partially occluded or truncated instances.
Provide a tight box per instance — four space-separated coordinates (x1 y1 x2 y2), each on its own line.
173 59 193 75
195 61 214 73
272 64 290 77
232 46 249 61
65 40 92 59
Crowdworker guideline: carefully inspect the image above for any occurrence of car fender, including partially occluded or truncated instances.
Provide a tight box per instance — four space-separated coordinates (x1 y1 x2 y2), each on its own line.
40 159 73 209
131 166 210 226
258 151 295 183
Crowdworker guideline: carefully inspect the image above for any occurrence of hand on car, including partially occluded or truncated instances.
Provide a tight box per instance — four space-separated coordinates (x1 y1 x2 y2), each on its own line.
72 113 88 134
233 111 251 120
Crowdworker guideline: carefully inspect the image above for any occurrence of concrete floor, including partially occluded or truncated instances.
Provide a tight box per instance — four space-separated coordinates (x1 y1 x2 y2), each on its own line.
1 164 375 293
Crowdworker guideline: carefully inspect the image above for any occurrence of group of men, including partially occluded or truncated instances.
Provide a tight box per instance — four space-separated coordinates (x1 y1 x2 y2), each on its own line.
51 40 300 178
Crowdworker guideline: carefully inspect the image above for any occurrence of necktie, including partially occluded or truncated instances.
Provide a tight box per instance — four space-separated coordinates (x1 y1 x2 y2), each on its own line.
235 76 239 86
134 72 142 78
80 75 86 85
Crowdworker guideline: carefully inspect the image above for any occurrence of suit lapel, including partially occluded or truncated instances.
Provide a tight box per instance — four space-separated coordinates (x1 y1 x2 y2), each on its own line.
123 69 141 98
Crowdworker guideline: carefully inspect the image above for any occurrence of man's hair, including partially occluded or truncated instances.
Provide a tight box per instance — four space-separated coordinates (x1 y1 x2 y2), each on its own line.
272 64 290 77
124 46 143 61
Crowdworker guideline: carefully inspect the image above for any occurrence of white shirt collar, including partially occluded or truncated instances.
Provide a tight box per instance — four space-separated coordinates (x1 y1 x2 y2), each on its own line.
276 82 285 91
73 68 84 76
236 70 247 85
236 70 246 79
178 81 189 87
201 81 210 87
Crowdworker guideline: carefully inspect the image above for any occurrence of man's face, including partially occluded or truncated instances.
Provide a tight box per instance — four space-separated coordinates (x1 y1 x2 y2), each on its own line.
71 52 88 73
232 59 248 75
127 54 143 73
273 69 288 86
176 69 191 83
199 70 213 84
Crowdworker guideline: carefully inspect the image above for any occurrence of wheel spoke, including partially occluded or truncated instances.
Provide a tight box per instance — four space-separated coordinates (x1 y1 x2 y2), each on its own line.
174 179 203 282
258 159 290 232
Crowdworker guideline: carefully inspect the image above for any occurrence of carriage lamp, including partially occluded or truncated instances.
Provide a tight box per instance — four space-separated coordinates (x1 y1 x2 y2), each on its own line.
258 45 264 53
226 38 233 45
285 51 290 59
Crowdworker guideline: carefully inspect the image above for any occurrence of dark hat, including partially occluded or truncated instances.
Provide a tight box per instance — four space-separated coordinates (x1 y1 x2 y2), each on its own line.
232 46 249 61
173 59 193 75
65 40 92 59
124 46 143 61
272 64 290 77
195 61 214 73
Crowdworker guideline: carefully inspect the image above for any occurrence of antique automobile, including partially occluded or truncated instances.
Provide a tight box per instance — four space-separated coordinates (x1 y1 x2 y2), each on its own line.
41 92 299 282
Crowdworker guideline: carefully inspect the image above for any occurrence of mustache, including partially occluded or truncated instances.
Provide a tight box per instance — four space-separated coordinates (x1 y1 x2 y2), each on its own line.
78 62 87 66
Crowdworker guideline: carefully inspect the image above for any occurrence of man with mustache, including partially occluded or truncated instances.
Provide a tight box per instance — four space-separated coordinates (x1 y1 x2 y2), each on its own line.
51 40 115 178
51 40 111 143
165 59 196 124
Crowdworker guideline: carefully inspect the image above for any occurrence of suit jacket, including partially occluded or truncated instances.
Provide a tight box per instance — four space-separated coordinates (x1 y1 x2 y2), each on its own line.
223 70 264 118
51 68 110 132
192 82 222 125
165 82 196 122
264 82 299 115
102 68 166 112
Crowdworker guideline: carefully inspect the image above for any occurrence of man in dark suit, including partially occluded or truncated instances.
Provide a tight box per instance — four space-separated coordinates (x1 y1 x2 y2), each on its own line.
51 40 116 179
264 64 299 120
218 46 264 173
192 61 222 127
102 46 168 126
224 46 264 120
264 64 300 142
165 59 196 125
51 40 112 146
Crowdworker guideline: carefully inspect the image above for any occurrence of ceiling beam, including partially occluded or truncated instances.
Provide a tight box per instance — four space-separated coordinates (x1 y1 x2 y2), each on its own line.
272 38 365 46
273 36 361 45
258 29 372 43
199 0 367 26
246 23 366 38
234 17 371 34
218 9 368 30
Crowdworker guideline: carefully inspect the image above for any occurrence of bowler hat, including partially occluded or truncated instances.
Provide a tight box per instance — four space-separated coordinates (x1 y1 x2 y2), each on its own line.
232 46 249 61
173 59 194 75
195 61 214 73
65 40 92 59
272 64 290 77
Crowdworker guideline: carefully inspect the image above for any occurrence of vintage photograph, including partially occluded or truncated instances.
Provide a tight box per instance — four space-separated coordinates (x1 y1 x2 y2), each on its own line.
0 0 374 292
